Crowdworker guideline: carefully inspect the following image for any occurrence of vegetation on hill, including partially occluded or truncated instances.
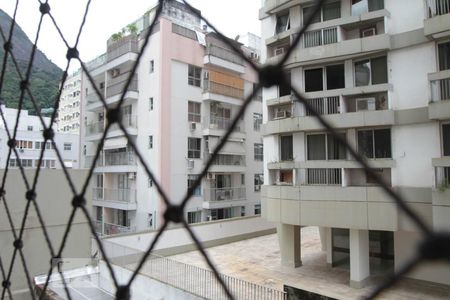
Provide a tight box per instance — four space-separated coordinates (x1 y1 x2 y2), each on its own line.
0 9 63 115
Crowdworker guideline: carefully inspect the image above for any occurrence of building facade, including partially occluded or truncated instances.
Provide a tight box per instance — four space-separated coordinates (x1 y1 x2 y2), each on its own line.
81 0 263 236
0 106 79 169
260 0 450 288
57 69 82 134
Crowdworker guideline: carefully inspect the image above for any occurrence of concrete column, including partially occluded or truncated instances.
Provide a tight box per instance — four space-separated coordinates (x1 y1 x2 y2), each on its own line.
326 227 333 267
319 227 326 251
344 60 354 88
350 229 370 288
277 224 301 268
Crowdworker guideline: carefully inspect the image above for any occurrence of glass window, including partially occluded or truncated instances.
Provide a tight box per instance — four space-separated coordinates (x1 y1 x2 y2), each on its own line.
64 143 72 151
149 136 153 149
323 1 341 21
254 204 261 215
326 64 345 90
188 101 201 123
150 60 154 73
27 126 33 131
305 68 323 92
254 143 263 161
443 124 450 156
253 113 262 131
307 133 346 160
149 97 154 111
187 211 202 224
275 12 290 34
303 6 321 24
280 135 293 161
358 128 391 158
188 65 201 87
355 60 371 86
439 42 450 71
187 174 201 196
355 56 387 86
371 56 388 85
254 174 264 191
188 138 201 158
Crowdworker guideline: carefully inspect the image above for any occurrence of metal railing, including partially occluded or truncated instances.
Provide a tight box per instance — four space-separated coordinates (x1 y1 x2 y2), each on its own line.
431 77 450 101
85 121 105 136
103 222 136 235
204 187 246 202
206 44 245 66
304 27 337 48
106 34 139 62
204 116 245 132
207 154 246 166
303 168 342 185
427 0 450 17
93 188 137 203
203 80 245 99
435 166 450 189
104 151 136 166
107 76 138 99
305 96 340 116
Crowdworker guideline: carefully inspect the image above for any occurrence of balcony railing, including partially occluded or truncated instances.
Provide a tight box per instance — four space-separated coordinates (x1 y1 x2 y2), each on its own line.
304 27 338 48
107 74 138 99
93 188 136 203
110 114 137 131
300 168 342 185
435 166 450 189
203 116 245 132
103 222 135 235
86 121 104 136
427 0 450 18
305 96 340 116
431 77 450 102
205 153 246 166
206 44 244 65
86 92 101 104
204 187 246 202
104 151 136 166
203 80 244 99
107 34 138 62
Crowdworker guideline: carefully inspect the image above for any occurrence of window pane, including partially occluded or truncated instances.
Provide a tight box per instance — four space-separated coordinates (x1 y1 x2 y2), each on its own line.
279 72 291 97
444 124 450 156
276 13 290 34
439 42 450 71
374 129 391 158
303 6 321 24
358 130 374 158
327 133 346 160
371 56 388 85
326 64 345 90
305 68 323 92
368 0 384 12
323 2 341 21
352 0 367 16
355 60 371 86
307 134 326 160
280 135 293 161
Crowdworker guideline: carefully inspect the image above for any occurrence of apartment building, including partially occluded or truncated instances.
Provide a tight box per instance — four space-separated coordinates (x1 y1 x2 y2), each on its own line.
0 106 79 169
81 0 262 236
57 69 82 134
260 0 450 289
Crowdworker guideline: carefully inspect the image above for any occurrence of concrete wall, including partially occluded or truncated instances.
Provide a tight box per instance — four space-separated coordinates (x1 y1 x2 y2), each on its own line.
0 169 91 299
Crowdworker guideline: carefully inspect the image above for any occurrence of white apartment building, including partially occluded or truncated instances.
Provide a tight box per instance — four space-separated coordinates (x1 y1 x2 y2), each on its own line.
81 0 263 236
260 0 450 289
57 69 82 134
0 106 79 169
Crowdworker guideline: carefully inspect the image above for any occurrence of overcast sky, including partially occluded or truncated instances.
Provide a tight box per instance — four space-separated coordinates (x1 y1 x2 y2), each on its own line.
0 0 261 71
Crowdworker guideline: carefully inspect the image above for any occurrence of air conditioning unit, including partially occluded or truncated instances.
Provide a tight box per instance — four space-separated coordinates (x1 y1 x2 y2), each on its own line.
128 173 136 180
275 110 291 119
207 173 215 180
356 98 376 111
274 47 285 56
19 148 24 153
111 69 120 78
190 122 196 131
361 27 376 38
203 71 209 79
187 159 194 170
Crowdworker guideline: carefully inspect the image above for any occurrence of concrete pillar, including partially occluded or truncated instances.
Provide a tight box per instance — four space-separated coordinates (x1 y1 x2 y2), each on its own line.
326 227 333 267
319 227 326 251
277 224 301 268
344 60 354 88
350 229 370 288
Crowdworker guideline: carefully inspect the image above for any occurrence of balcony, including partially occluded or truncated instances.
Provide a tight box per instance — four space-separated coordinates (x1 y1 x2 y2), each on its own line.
85 121 105 140
204 45 245 73
103 222 135 236
203 187 246 209
86 151 137 172
425 0 450 37
205 153 246 173
107 34 138 62
203 80 244 104
429 71 450 119
264 92 394 135
92 187 137 210
202 116 245 138
432 160 450 230
108 114 138 137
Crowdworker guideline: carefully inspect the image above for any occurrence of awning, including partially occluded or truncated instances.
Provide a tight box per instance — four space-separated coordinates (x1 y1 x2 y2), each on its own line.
103 137 128 150
208 137 245 155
